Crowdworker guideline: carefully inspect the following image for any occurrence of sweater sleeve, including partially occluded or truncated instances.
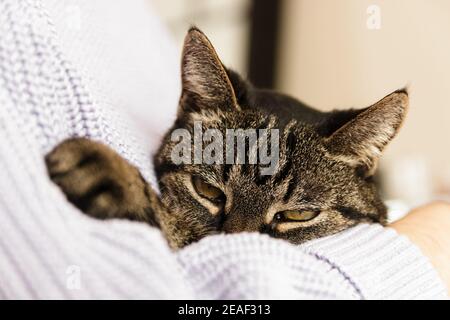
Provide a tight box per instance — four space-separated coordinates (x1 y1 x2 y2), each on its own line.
177 224 448 300
300 224 448 299
0 110 193 299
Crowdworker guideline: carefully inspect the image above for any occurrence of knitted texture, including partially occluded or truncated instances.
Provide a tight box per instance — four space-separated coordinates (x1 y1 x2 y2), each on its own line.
0 0 447 299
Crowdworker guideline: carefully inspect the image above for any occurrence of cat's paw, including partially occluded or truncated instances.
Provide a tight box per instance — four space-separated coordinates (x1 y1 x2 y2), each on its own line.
46 138 153 221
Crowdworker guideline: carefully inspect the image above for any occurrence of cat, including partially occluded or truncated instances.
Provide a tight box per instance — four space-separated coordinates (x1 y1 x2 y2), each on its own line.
46 27 408 249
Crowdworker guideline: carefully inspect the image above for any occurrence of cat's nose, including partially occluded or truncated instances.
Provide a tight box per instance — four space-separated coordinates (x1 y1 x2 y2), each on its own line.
221 214 260 234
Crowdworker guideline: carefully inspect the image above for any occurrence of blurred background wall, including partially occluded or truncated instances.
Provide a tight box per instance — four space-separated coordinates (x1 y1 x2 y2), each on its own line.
151 0 450 209
152 0 252 76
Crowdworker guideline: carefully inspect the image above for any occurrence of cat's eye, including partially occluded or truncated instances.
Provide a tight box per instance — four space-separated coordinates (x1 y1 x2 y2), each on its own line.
274 210 319 223
192 176 225 203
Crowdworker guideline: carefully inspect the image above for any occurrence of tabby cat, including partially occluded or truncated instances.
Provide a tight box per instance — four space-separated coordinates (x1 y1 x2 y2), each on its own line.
46 28 408 249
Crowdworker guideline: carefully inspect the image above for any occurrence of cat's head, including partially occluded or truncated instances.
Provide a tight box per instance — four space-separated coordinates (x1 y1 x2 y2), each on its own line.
155 28 408 248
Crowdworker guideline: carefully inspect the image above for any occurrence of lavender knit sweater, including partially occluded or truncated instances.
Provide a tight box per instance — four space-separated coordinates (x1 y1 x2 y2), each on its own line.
0 0 446 299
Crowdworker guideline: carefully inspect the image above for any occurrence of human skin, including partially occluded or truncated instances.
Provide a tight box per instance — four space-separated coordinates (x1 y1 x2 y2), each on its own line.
390 201 450 295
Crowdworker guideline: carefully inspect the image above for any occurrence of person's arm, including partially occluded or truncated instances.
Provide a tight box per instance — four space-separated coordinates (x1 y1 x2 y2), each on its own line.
391 201 450 295
178 211 449 300
301 223 447 299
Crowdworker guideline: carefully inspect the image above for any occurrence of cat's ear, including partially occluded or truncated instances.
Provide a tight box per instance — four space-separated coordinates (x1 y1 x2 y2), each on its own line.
179 27 238 113
325 89 409 175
